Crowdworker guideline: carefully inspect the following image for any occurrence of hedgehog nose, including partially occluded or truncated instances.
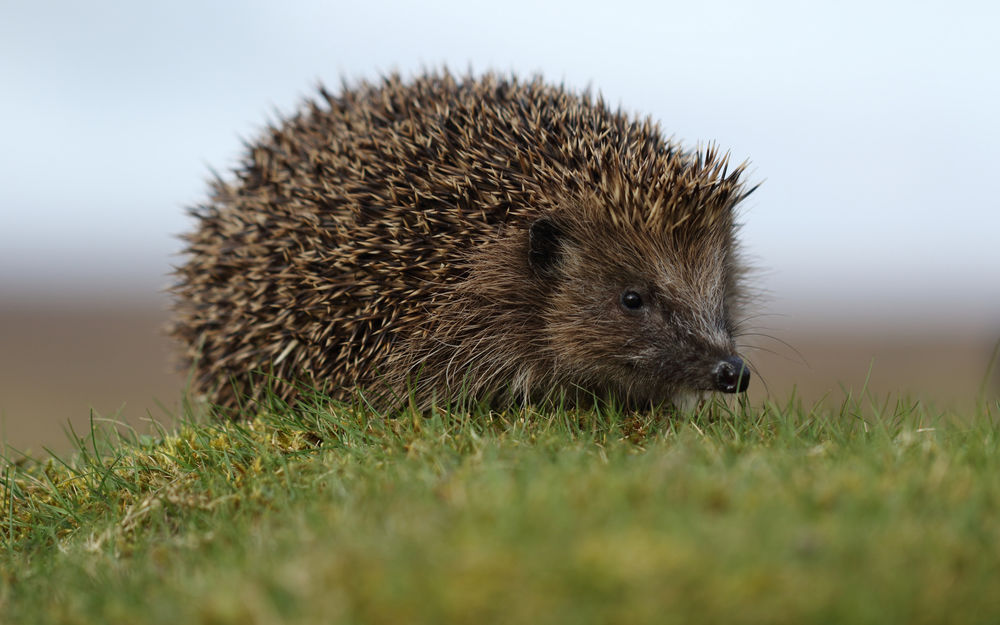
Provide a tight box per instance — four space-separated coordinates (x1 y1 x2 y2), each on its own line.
714 356 751 393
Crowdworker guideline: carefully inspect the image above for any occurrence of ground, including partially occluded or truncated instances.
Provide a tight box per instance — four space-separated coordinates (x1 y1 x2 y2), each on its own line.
3 389 999 624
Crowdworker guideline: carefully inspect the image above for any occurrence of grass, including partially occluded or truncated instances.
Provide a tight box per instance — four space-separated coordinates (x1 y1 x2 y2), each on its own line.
2 388 999 625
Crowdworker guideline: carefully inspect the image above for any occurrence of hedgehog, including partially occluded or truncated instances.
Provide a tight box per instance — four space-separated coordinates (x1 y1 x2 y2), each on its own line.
171 70 756 415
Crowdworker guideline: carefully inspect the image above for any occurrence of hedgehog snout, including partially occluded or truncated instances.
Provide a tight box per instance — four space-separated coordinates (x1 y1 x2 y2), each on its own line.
713 356 751 393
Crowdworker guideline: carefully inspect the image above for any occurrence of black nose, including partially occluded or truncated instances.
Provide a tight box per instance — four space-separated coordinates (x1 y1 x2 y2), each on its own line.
714 356 751 393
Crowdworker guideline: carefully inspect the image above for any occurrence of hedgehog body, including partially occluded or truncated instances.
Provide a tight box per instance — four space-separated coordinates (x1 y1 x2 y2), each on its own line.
172 71 754 413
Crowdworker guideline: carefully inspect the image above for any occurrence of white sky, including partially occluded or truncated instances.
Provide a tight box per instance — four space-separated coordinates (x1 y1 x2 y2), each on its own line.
1 0 998 327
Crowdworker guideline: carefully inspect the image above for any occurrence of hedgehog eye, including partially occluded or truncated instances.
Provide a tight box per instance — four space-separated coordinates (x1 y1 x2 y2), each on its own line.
620 290 644 311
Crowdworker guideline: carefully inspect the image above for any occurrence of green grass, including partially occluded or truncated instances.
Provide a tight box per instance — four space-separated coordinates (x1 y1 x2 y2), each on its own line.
2 390 999 625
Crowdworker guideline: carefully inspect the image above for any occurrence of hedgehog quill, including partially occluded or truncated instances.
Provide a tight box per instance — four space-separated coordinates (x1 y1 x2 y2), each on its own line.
171 71 757 414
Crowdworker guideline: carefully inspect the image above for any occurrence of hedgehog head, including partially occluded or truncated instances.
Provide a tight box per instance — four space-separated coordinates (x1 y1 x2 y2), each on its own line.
525 160 752 406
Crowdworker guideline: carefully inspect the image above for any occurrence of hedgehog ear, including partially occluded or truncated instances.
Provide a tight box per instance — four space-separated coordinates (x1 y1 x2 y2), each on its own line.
528 217 564 275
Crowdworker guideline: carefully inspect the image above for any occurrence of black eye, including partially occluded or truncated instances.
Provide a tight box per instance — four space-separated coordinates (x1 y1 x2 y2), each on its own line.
621 290 643 310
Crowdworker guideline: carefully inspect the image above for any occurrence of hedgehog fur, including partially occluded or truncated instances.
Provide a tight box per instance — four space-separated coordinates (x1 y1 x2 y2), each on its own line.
171 70 756 414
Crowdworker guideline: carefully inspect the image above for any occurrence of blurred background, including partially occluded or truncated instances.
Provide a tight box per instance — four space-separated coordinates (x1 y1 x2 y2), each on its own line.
2 0 998 452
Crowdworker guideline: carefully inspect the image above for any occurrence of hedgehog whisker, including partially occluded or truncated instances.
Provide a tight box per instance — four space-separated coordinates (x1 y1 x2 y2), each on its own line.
736 332 808 367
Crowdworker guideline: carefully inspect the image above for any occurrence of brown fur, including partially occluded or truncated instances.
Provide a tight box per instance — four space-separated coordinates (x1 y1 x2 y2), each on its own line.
170 70 755 413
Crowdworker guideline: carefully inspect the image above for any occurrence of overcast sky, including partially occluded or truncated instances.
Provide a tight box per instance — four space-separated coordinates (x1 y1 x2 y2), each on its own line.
1 0 997 327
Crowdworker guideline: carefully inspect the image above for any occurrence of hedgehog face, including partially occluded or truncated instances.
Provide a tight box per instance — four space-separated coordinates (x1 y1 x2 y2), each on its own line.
530 216 750 406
